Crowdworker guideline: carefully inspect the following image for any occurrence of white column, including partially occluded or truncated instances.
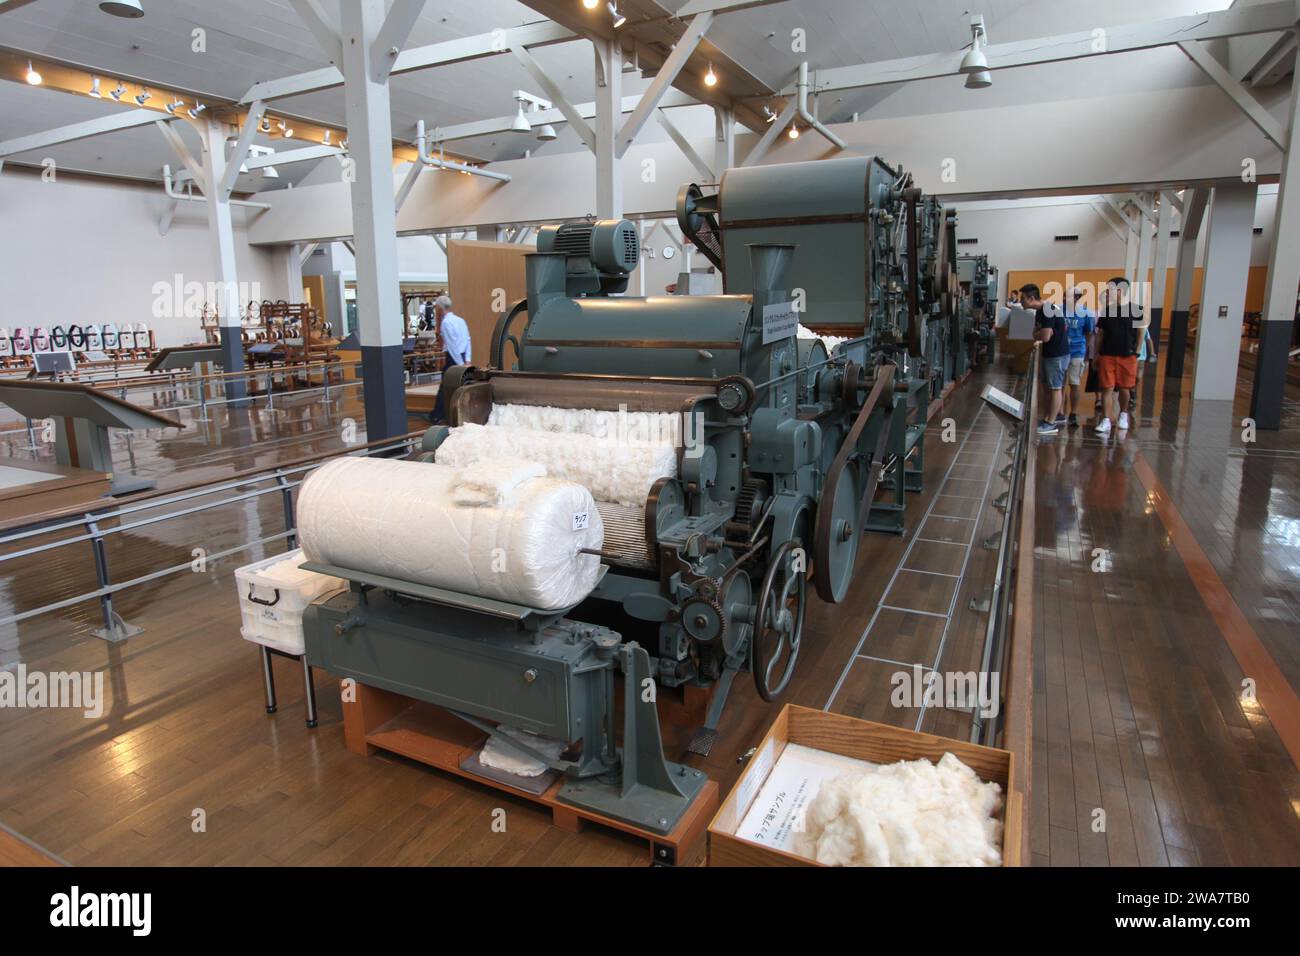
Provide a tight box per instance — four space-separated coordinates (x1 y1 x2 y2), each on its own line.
1192 183 1256 401
285 243 305 303
1149 193 1174 344
200 118 247 398
339 0 406 438
713 106 735 179
594 36 623 219
1166 188 1208 378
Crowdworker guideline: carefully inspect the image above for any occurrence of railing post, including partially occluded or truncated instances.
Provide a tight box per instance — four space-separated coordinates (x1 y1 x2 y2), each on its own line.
85 514 141 642
277 471 296 548
266 368 274 409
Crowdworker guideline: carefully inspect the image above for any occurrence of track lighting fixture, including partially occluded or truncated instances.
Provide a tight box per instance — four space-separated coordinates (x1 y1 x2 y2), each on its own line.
109 81 127 102
99 0 144 17
960 14 992 89
607 2 625 28
704 64 717 87
134 87 151 105
188 102 206 118
762 105 777 123
322 130 332 146
259 116 272 133
25 61 42 85
582 0 598 8
510 98 532 133
278 120 294 138
165 99 184 114
88 76 102 98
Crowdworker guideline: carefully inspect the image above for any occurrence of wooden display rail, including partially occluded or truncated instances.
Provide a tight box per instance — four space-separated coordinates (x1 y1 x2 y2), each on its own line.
342 680 719 866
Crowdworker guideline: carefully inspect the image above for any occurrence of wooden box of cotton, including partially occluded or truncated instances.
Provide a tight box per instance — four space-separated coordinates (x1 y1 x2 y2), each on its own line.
708 705 1021 867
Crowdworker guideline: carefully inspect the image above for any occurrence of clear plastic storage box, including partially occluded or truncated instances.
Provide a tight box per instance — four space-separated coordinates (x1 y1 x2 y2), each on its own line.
235 549 346 655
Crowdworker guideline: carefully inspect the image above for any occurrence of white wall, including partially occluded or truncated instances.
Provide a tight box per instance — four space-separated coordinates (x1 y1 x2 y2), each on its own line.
0 170 291 349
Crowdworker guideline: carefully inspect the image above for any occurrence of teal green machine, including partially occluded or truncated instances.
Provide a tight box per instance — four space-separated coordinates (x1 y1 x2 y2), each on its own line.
679 157 961 534
302 157 937 841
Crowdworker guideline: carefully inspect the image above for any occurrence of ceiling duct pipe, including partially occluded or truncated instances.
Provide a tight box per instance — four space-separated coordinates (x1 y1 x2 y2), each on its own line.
416 121 512 182
796 62 846 150
162 165 272 209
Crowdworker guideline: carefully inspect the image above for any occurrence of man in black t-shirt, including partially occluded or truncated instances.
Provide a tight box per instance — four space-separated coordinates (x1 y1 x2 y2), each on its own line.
1025 283 1069 436
1094 277 1139 435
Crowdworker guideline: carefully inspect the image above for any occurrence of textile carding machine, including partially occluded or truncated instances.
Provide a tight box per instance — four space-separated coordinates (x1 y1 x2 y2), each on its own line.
299 156 938 839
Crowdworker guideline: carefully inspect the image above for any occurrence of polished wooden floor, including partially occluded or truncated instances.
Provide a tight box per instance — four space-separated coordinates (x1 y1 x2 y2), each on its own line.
1029 358 1300 866
0 356 1296 866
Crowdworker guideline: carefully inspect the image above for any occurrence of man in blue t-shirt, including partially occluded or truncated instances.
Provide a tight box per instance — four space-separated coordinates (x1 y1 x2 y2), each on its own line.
1062 286 1096 429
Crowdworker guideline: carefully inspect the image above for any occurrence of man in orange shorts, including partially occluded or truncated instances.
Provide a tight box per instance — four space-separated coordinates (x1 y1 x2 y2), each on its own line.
1094 277 1139 435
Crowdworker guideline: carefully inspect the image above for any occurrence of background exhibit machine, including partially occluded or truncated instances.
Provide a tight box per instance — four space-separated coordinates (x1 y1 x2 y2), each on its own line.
302 157 956 840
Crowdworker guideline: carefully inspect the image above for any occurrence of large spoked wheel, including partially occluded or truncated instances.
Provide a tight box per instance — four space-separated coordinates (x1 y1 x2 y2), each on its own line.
752 539 807 702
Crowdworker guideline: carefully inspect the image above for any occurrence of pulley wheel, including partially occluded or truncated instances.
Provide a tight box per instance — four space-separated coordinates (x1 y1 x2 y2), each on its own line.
813 459 861 604
752 539 807 702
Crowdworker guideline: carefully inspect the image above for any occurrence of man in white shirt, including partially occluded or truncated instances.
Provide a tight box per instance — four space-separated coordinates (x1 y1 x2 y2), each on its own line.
431 294 470 424
436 295 471 366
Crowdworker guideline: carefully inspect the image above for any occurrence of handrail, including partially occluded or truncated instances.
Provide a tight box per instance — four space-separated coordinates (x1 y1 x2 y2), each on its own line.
970 343 1039 746
0 431 423 636
0 429 423 536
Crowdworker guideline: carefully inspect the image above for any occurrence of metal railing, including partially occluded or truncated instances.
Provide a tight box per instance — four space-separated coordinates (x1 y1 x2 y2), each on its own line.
970 344 1039 746
0 431 423 640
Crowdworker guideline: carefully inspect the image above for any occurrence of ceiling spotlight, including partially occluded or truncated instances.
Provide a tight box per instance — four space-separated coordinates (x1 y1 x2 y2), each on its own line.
88 76 102 98
99 0 144 17
762 105 776 123
788 125 800 140
510 99 532 132
259 116 272 133
188 101 206 117
704 64 718 87
165 99 184 114
109 81 127 101
25 61 42 85
135 87 151 105
582 0 598 8
278 120 294 137
960 14 990 83
964 69 992 89
322 129 332 145
607 2 625 28
536 123 557 141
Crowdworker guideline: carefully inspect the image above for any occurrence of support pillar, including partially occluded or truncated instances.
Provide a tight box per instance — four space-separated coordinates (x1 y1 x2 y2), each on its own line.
339 0 407 440
593 36 623 219
713 106 735 179
1166 188 1208 379
1251 59 1300 430
1149 192 1175 347
285 243 305 304
1192 183 1256 401
201 118 247 403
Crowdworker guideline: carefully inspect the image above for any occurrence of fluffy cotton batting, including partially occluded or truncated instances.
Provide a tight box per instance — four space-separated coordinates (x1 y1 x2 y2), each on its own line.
435 420 677 509
487 403 683 446
793 752 1004 867
296 456 604 610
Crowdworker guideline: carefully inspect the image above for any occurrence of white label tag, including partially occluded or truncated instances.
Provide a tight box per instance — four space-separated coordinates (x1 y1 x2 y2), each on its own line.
571 511 589 531
762 302 797 344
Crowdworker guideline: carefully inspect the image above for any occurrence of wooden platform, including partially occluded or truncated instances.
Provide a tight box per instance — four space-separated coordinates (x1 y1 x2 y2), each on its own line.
342 683 718 866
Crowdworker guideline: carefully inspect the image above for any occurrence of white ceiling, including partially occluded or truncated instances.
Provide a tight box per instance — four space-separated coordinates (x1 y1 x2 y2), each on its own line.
0 0 1242 188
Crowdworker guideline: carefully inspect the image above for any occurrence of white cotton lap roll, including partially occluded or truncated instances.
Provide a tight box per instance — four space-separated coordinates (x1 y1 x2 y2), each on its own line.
296 456 604 610
435 421 677 509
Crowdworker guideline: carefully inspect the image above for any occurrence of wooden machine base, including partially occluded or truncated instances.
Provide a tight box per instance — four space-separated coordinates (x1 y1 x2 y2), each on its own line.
341 680 719 866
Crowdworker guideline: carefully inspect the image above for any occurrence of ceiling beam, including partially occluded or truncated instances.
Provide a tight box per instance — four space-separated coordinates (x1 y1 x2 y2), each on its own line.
741 97 797 167
219 99 266 199
1090 201 1131 243
784 1 1300 96
370 0 426 82
426 88 696 142
617 11 714 157
155 120 206 186
1177 40 1289 149
288 0 343 69
0 108 174 158
240 20 577 103
655 108 715 182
